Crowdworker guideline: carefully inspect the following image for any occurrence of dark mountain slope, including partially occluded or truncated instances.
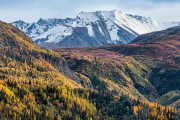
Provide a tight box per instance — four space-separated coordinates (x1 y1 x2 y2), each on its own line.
55 26 180 107
101 26 180 96
55 47 156 101
130 26 180 44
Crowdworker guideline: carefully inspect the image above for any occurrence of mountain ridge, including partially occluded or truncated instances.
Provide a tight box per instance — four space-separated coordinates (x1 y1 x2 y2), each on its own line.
11 10 180 49
130 26 180 44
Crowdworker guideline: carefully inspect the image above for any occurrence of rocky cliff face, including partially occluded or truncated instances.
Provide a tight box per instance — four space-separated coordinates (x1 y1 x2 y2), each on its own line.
11 10 180 49
42 53 93 89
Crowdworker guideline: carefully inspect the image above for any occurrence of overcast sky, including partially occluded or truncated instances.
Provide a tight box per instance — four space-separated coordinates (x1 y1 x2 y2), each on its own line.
0 0 180 23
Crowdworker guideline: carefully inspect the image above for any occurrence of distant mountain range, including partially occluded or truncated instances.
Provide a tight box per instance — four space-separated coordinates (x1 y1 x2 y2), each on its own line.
11 9 180 49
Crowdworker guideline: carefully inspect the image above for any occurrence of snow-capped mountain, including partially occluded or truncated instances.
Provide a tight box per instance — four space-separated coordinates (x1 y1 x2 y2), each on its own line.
11 10 180 49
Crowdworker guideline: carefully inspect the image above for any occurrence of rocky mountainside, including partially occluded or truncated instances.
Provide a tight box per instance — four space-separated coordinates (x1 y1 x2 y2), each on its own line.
11 10 180 49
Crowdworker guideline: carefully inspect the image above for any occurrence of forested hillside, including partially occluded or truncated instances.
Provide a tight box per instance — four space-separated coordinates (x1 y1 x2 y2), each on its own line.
0 20 180 120
55 26 180 104
55 26 180 119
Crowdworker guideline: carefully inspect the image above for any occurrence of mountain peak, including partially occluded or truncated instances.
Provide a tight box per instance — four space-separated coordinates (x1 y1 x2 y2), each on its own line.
78 9 121 16
76 10 122 23
12 20 26 24
112 9 121 13
37 18 47 24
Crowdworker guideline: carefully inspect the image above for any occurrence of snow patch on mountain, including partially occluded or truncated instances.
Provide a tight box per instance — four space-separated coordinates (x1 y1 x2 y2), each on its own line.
86 25 94 37
98 26 104 36
106 20 119 43
36 26 73 43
